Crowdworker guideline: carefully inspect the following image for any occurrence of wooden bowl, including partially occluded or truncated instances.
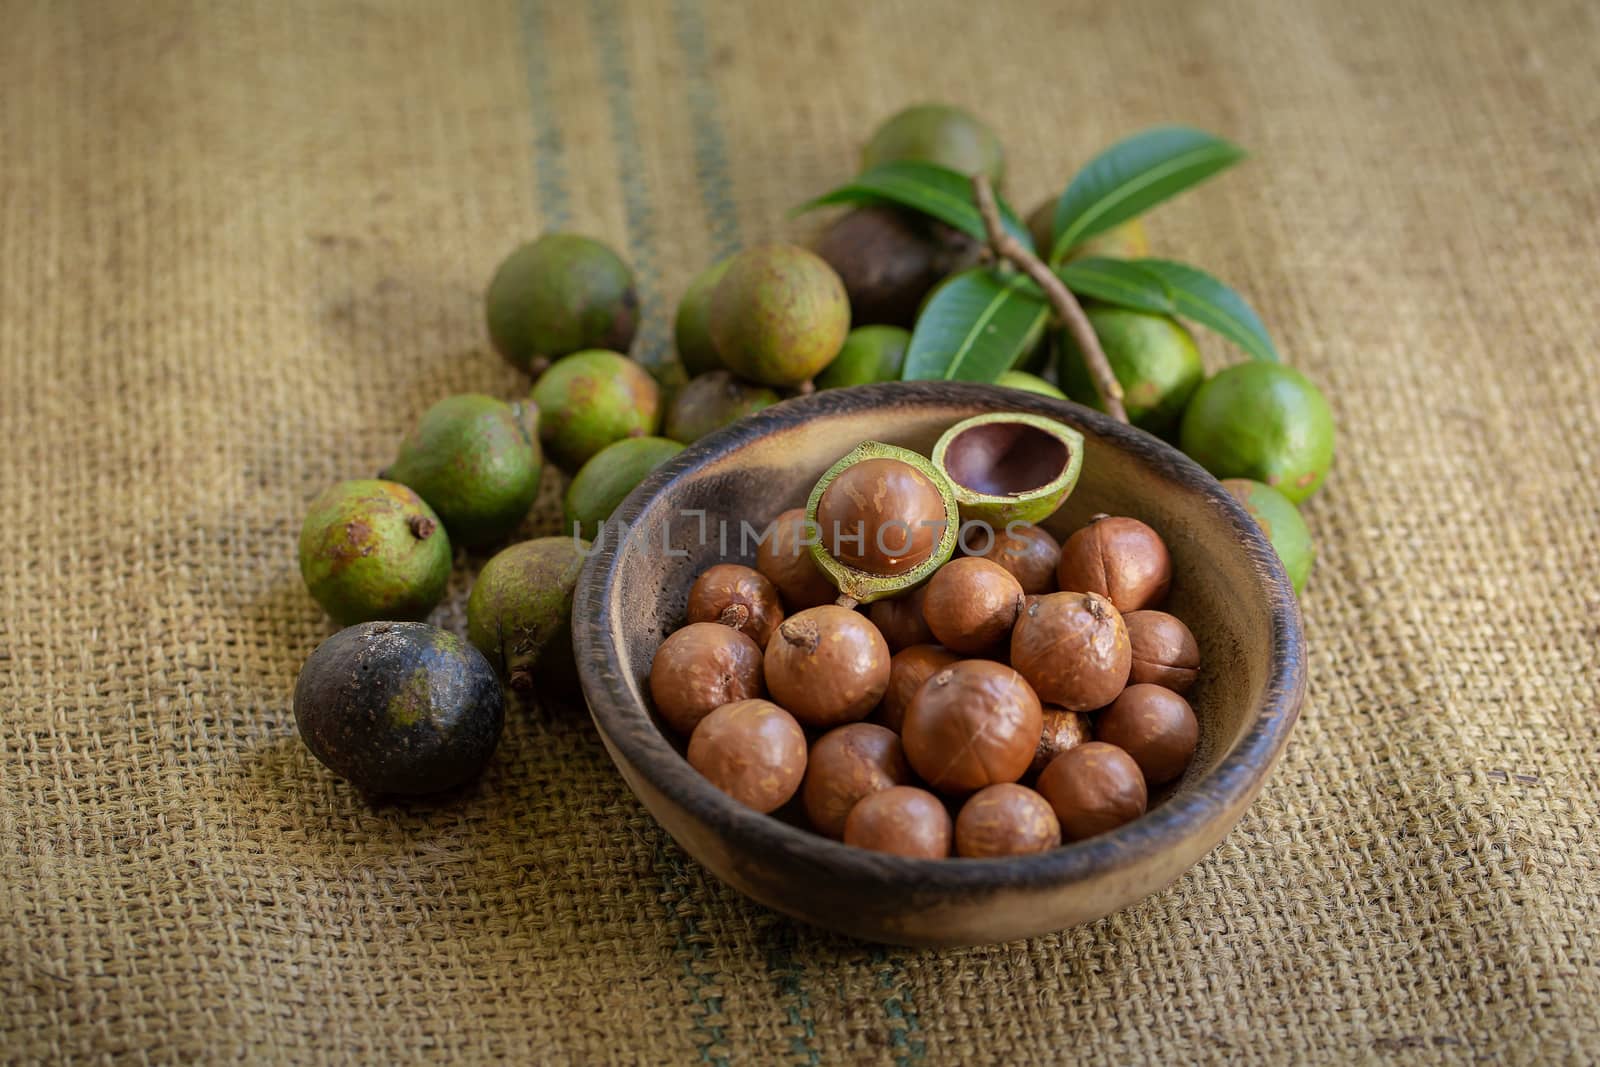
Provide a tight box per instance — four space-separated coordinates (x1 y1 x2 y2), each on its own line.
573 382 1305 947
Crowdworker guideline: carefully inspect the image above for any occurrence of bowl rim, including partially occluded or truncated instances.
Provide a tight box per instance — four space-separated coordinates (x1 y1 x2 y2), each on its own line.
574 381 1306 894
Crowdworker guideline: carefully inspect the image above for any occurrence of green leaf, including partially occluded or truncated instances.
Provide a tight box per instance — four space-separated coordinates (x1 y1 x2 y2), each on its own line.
1056 257 1175 315
902 268 1050 382
1133 259 1279 362
797 161 1035 252
1050 126 1245 262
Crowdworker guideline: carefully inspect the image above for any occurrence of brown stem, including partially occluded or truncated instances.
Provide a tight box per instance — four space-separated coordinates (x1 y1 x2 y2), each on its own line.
970 175 1128 424
834 594 859 610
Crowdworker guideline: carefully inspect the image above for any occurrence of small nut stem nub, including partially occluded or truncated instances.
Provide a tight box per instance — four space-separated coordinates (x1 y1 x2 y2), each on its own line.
779 617 821 655
718 603 752 631
408 514 437 540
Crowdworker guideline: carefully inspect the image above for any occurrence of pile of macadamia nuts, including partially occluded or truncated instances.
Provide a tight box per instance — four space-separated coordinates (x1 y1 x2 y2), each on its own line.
647 487 1202 860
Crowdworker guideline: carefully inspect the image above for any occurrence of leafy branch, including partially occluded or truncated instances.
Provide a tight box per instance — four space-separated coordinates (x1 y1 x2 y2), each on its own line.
971 175 1127 423
798 124 1279 387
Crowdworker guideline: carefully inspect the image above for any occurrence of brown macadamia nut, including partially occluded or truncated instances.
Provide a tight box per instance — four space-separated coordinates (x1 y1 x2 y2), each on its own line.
756 508 837 610
842 785 952 858
1096 684 1198 786
877 644 959 733
922 557 1025 654
688 699 807 813
687 563 785 648
764 605 891 728
902 660 1042 795
1056 515 1172 613
649 622 765 736
801 723 912 838
1010 591 1131 711
954 783 1062 858
1124 610 1200 693
967 522 1061 595
868 585 935 652
815 457 945 576
1029 706 1093 779
1036 741 1148 841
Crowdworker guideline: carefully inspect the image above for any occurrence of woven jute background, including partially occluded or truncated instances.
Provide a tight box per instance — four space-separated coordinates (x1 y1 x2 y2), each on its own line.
3 0 1596 1062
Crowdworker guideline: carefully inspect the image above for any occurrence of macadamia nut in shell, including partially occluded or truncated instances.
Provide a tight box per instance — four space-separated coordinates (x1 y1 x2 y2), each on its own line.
687 699 807 813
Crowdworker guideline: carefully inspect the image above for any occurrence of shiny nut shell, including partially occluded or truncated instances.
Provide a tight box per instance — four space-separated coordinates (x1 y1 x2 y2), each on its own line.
922 556 1024 654
1036 741 1148 841
1056 515 1172 613
687 699 807 813
1124 610 1200 693
842 785 953 858
901 660 1043 795
1009 591 1131 711
756 508 837 610
1028 706 1093 779
801 723 911 839
764 605 891 728
648 622 765 736
1096 684 1199 785
867 585 934 652
966 522 1061 595
687 563 785 648
954 783 1062 858
877 644 960 734
815 457 945 577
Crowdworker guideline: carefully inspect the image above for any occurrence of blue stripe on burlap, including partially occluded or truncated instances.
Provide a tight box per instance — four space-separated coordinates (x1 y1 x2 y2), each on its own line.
579 2 726 1059
873 947 928 1064
586 0 669 369
516 0 572 229
670 0 741 260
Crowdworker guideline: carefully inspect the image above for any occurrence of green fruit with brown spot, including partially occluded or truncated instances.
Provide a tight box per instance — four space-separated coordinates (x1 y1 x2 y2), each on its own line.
861 103 1004 184
1181 363 1335 503
529 349 661 471
664 370 781 443
466 536 589 694
383 394 542 548
486 234 638 375
563 435 684 540
674 258 731 376
298 479 452 626
1058 307 1204 438
294 621 504 795
1223 478 1315 594
708 244 851 388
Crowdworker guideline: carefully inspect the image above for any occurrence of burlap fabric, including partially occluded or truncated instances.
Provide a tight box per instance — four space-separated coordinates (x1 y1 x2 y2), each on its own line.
4 0 1596 1062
